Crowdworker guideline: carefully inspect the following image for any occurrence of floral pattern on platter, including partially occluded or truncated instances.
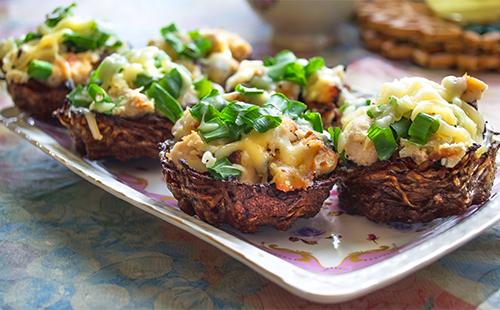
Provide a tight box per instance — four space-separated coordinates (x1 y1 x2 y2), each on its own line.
0 117 495 308
52 140 498 276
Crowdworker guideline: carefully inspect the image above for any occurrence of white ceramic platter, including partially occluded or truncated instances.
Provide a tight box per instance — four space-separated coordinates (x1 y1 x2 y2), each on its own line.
2 58 500 303
1 105 499 303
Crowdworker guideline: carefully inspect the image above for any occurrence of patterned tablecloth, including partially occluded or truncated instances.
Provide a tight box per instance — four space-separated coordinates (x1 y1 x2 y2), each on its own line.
0 0 499 309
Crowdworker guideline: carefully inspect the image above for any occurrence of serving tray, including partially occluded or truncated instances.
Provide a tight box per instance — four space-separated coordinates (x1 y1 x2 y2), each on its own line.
2 58 500 303
1 104 499 303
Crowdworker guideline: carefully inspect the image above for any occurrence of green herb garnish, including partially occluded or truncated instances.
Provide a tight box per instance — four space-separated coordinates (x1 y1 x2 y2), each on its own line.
86 84 115 114
207 158 241 180
235 83 265 95
328 127 341 152
367 125 397 161
45 3 76 27
66 85 92 107
160 23 213 60
159 68 183 99
390 118 411 139
194 78 213 99
147 82 183 122
134 74 154 89
408 113 440 145
27 60 53 80
265 50 306 85
305 56 325 77
20 32 42 44
267 93 307 119
95 55 125 84
303 111 324 132
183 30 212 59
190 91 282 142
63 29 111 53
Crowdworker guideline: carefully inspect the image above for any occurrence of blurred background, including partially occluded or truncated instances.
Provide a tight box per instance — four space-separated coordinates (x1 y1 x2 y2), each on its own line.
0 0 364 64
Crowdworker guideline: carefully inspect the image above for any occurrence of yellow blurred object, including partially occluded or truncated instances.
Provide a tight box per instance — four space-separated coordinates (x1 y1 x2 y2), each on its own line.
426 0 500 23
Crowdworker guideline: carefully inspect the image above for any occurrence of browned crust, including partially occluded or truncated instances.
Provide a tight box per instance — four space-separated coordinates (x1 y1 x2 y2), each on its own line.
159 142 337 232
304 85 341 126
7 80 70 120
55 103 173 161
336 138 500 223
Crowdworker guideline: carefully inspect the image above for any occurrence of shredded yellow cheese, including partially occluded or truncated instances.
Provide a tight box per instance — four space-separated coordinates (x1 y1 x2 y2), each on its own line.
0 16 106 87
83 111 103 140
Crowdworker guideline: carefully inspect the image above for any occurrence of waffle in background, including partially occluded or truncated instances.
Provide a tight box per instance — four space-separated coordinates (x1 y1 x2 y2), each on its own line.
357 0 500 72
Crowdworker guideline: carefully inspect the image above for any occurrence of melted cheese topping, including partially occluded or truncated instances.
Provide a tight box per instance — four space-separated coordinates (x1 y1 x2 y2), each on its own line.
92 46 197 118
340 75 487 167
303 65 344 104
168 116 337 191
225 60 345 107
0 16 111 87
225 60 266 91
150 28 252 85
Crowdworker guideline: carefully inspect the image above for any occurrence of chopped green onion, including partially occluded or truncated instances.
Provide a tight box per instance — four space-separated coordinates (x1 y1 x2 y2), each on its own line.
207 158 241 180
338 102 349 113
388 96 398 107
21 32 42 44
390 118 411 139
303 111 324 132
96 55 125 84
200 125 236 142
193 91 283 143
268 93 306 119
408 113 440 145
304 56 325 78
87 84 111 103
183 31 212 59
267 93 289 111
159 68 183 99
160 24 212 60
190 90 228 121
263 50 296 66
105 39 123 51
63 29 111 52
367 125 397 161
282 62 306 85
235 84 264 95
160 23 179 35
252 115 282 132
45 3 76 27
265 50 318 85
134 74 154 89
250 75 273 90
163 32 184 54
66 85 92 107
200 90 227 110
27 60 53 80
220 102 253 124
284 100 308 118
328 127 341 152
147 82 183 122
63 34 95 51
367 105 382 119
194 78 213 99
89 70 101 84
93 101 115 114
154 53 166 68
